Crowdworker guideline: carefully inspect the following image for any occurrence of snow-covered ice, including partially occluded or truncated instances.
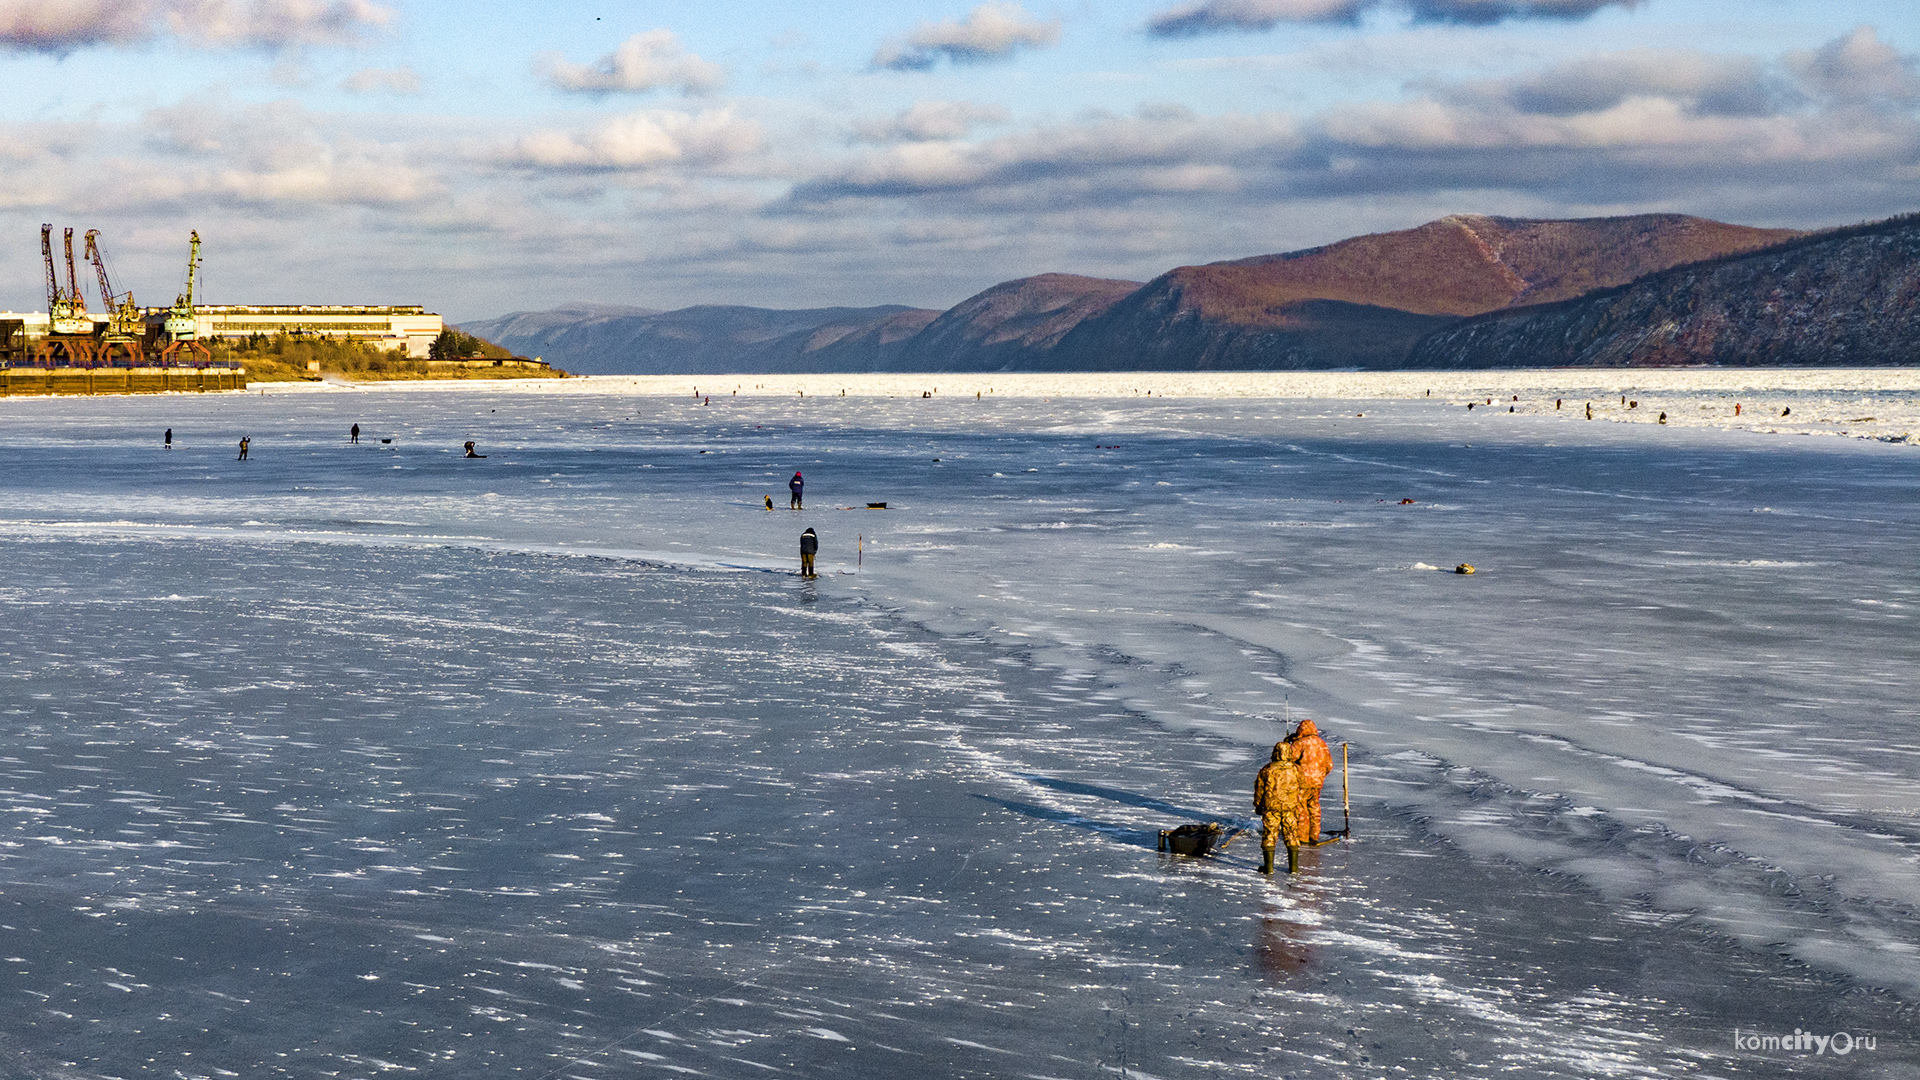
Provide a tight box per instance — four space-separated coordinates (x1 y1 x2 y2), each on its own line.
0 372 1913 1078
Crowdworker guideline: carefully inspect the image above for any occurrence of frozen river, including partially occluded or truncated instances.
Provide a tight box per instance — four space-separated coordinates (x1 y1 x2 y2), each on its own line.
0 374 1914 1078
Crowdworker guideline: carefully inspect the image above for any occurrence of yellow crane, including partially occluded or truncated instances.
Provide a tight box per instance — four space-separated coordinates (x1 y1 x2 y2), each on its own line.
158 230 211 366
84 229 146 367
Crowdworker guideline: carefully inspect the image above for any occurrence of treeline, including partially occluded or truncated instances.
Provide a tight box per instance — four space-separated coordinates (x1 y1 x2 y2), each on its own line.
211 330 549 382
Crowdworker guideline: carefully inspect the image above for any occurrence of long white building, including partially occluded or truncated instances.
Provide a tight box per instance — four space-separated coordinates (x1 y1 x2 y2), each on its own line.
175 305 445 358
6 305 447 359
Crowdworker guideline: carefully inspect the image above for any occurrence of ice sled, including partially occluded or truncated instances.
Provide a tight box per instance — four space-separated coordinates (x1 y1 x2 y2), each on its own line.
1158 821 1239 857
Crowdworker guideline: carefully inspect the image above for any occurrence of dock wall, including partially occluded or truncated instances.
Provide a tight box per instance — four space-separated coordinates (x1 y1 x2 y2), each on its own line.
1 367 247 397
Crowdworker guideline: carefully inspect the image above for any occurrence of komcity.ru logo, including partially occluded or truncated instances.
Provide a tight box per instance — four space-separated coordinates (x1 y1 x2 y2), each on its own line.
1734 1028 1877 1056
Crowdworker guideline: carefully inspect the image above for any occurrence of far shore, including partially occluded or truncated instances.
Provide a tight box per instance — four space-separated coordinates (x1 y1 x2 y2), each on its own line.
6 367 1912 445
148 367 1915 446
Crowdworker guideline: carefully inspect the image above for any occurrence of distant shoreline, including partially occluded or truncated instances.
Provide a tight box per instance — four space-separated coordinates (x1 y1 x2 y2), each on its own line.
227 365 1920 397
162 367 1914 445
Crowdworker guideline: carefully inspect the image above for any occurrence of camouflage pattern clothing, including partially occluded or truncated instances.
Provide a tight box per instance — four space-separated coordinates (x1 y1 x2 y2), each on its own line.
1253 742 1311 849
1287 719 1334 840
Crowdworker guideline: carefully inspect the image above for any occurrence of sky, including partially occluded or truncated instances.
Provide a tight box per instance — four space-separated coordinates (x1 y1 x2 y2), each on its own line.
1 0 1916 321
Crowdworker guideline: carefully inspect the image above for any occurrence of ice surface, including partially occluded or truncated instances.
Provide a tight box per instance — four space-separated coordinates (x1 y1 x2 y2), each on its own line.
0 372 1914 1079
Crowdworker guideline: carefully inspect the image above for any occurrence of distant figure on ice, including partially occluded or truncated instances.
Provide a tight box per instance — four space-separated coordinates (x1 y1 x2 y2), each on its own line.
164 428 172 449
1286 720 1334 841
464 441 485 458
799 528 818 578
789 471 804 510
237 436 249 461
1254 742 1310 875
765 495 774 511
350 423 360 444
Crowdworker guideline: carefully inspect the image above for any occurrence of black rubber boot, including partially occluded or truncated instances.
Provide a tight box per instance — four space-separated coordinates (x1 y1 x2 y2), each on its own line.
1260 846 1275 875
1286 845 1300 874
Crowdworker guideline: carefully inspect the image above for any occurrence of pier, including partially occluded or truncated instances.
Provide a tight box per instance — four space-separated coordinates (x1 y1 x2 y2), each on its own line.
0 366 246 397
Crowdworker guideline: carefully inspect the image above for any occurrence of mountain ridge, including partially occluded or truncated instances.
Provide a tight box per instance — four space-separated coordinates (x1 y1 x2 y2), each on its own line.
458 211 1905 373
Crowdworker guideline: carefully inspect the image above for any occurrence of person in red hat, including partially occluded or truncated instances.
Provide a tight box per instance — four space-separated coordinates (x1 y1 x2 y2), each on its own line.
788 471 804 510
1286 720 1334 840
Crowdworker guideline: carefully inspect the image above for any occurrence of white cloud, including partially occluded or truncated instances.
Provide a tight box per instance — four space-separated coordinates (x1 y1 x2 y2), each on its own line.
0 0 393 52
852 101 1011 143
341 64 420 94
1147 0 1635 35
1788 25 1920 107
501 108 762 171
798 106 1299 203
802 27 1920 219
542 30 725 95
873 3 1060 71
1433 51 1790 117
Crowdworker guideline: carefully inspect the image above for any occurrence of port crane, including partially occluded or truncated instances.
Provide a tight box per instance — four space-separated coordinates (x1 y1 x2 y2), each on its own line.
158 230 211 365
84 229 146 367
39 224 97 367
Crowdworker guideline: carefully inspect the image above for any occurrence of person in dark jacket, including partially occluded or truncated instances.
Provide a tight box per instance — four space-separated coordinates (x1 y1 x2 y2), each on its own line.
799 528 818 578
789 471 804 509
237 436 249 461
350 423 359 444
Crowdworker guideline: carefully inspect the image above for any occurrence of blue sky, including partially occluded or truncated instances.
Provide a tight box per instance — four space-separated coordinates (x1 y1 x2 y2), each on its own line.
2 0 1916 320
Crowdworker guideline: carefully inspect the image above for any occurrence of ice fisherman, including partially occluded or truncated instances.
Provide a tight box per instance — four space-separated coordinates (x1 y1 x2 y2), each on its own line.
464 441 482 458
799 528 818 578
164 428 172 449
1254 742 1310 875
350 423 360 444
237 436 249 461
789 471 804 510
1286 720 1334 840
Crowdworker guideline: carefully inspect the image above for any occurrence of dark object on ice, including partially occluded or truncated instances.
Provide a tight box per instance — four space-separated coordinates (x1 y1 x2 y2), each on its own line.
1158 821 1233 857
867 502 887 509
464 441 486 458
1455 563 1475 575
380 438 392 444
790 471 804 509
1400 498 1415 504
1782 406 1791 416
350 423 359 444
164 428 171 449
765 495 774 511
237 436 249 461
800 528 817 578
1659 412 1667 424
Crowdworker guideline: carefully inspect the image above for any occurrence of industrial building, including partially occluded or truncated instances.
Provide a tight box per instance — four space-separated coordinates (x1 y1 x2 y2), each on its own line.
5 305 447 360
157 305 446 358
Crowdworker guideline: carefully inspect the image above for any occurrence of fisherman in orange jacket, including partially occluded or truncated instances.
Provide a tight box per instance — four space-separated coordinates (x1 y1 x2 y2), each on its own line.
1287 719 1334 841
1253 742 1310 874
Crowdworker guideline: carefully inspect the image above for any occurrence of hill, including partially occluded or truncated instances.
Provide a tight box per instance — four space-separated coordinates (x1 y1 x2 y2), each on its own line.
886 274 1144 371
1047 214 1801 370
462 304 934 376
1405 215 1920 368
